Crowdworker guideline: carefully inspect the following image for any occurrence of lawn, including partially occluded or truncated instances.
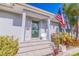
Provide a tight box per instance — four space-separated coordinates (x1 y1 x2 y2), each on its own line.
72 52 79 56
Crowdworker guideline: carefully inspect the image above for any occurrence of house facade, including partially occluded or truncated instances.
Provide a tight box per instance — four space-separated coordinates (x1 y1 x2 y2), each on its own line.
0 3 59 56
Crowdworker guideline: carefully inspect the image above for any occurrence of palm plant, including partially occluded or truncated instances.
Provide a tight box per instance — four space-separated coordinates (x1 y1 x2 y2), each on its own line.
62 3 79 39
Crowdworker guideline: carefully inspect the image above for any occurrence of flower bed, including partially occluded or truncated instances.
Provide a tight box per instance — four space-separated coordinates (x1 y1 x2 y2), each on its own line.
51 32 79 48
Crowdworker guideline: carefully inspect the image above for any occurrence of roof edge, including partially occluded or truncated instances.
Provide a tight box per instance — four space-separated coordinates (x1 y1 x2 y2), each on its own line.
18 3 55 16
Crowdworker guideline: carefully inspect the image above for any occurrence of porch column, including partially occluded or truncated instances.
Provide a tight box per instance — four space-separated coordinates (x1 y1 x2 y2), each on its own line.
22 12 26 42
47 17 51 41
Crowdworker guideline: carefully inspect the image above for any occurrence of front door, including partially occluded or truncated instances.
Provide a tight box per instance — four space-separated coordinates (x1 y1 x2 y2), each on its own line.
32 21 39 38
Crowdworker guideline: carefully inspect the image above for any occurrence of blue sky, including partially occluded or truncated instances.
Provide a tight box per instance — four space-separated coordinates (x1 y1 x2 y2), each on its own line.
27 3 62 14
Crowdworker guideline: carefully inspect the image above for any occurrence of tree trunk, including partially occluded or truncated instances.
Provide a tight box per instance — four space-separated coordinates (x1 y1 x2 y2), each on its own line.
77 18 79 40
76 22 78 39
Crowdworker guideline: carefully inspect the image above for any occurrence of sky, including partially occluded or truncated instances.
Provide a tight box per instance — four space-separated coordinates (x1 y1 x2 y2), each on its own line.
27 3 62 14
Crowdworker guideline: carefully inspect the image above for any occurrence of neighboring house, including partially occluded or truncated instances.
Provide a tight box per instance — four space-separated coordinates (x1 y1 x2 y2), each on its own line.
0 3 59 56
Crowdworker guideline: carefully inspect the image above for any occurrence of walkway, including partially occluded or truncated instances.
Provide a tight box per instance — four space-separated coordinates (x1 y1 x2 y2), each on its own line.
57 47 79 56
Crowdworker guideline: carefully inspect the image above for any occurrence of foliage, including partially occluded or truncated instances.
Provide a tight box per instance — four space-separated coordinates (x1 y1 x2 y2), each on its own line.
51 32 79 47
51 33 61 46
0 36 18 56
62 3 79 26
72 52 79 56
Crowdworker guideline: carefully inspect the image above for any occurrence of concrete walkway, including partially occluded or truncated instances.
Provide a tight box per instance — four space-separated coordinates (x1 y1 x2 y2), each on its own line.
57 47 79 56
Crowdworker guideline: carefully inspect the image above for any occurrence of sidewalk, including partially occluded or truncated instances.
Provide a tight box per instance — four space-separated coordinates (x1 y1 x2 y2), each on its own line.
57 47 79 56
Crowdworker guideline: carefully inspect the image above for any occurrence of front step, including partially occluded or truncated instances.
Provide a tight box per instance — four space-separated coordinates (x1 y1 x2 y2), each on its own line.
16 40 52 56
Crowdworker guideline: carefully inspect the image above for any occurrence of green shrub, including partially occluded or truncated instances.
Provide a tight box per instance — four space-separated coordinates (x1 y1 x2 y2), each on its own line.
0 36 18 56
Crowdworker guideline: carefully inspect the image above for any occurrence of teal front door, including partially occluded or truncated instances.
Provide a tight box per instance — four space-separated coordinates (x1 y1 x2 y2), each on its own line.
32 21 39 38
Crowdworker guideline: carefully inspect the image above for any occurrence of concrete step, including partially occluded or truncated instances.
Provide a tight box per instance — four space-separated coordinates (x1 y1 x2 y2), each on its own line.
16 40 52 56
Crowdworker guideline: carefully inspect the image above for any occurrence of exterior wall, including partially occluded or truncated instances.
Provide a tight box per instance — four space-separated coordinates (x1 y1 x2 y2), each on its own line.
50 22 59 34
0 10 49 42
25 16 32 40
0 10 23 42
39 20 48 40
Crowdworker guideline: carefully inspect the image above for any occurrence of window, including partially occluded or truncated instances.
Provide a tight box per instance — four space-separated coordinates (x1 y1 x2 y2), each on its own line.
13 15 22 26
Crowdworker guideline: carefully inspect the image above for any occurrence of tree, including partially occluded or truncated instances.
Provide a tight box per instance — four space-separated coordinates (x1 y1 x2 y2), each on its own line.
62 3 79 39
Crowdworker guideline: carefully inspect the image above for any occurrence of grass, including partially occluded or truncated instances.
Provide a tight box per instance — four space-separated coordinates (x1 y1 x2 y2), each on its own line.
72 52 79 56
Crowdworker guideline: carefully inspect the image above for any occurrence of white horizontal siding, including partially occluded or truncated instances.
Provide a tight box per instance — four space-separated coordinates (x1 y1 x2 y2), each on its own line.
0 11 24 42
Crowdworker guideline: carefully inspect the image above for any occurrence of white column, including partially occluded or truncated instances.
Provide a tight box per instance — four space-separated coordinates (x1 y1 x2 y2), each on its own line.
22 12 26 42
39 21 42 39
47 17 51 41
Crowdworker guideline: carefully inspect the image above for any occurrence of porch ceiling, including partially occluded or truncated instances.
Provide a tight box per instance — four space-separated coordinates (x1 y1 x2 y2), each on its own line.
26 10 49 20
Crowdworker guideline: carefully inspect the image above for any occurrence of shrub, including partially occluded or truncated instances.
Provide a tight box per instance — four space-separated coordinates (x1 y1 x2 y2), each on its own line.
51 33 61 46
51 32 79 47
0 36 18 56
